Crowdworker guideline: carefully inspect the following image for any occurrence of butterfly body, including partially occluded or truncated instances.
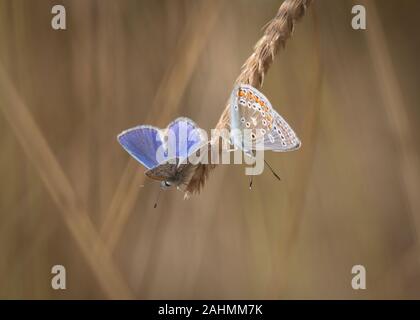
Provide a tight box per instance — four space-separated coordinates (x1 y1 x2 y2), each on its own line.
145 161 198 190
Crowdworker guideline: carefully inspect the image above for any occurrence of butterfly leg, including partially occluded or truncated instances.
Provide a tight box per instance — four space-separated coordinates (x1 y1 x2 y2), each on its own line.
264 160 281 181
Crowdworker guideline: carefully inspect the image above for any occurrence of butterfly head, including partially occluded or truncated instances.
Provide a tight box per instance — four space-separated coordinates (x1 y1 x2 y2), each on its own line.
160 180 173 190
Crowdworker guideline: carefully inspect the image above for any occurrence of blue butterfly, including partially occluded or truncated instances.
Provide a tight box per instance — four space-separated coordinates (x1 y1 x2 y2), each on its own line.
117 117 208 194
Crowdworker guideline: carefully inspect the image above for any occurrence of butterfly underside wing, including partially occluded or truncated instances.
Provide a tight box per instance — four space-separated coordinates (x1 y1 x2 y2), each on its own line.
230 84 301 152
145 161 192 182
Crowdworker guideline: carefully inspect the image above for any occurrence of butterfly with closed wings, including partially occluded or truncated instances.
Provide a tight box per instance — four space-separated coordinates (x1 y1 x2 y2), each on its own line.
229 84 301 186
230 84 301 152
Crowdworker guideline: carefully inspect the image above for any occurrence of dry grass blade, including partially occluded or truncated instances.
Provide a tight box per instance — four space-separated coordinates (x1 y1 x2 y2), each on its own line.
283 6 322 256
363 0 420 245
100 0 223 251
0 63 133 299
215 0 313 131
188 0 314 195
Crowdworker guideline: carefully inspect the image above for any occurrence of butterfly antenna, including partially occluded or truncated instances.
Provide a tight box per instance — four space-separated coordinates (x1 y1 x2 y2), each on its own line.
249 176 253 190
154 189 162 209
264 159 281 181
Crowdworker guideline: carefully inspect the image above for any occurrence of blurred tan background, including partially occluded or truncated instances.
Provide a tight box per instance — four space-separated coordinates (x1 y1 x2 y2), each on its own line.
1 0 420 299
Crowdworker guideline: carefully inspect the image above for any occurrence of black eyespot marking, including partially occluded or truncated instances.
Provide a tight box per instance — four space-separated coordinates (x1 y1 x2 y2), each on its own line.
241 117 245 123
246 122 251 128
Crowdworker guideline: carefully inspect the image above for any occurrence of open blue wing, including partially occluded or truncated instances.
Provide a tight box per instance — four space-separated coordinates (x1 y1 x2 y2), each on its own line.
117 126 164 169
166 117 207 160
